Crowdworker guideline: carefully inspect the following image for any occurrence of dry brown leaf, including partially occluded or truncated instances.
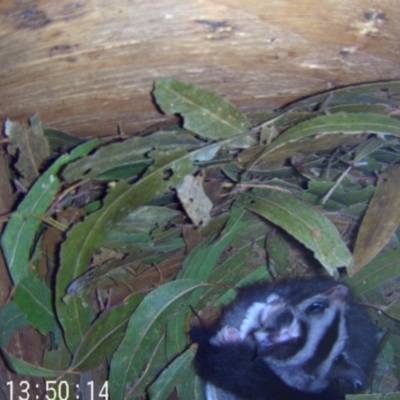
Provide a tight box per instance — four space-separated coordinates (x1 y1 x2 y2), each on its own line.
4 115 50 188
176 172 213 227
351 164 400 275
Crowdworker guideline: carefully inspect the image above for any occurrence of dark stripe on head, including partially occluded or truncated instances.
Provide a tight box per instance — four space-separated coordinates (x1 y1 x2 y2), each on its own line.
275 309 294 327
262 321 308 360
303 310 340 373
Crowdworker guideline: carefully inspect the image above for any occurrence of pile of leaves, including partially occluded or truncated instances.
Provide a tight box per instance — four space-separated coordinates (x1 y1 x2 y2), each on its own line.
1 78 400 399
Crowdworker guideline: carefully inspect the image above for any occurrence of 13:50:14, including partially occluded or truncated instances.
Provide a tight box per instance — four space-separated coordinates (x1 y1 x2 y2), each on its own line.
7 380 109 400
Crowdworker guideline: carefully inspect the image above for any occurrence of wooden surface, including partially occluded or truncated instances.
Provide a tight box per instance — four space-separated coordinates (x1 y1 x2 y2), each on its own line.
1 0 400 137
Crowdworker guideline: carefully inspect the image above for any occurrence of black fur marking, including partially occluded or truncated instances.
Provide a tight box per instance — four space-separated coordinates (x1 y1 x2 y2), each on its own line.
304 310 341 373
191 326 344 400
263 320 308 360
274 309 294 327
191 278 380 400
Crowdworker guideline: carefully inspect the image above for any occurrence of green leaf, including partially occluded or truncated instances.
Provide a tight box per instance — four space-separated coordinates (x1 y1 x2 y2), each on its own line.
346 393 400 400
1 139 100 284
180 207 249 282
112 206 181 236
44 128 84 152
125 334 167 398
56 143 220 352
266 113 400 155
154 78 251 141
283 81 400 113
372 340 394 393
176 363 203 400
147 347 196 400
4 114 50 187
197 213 273 307
245 190 353 274
308 182 375 206
94 160 152 181
13 269 58 335
62 131 200 183
70 294 144 372
0 302 30 347
390 334 400 382
44 332 72 372
214 265 270 307
64 250 169 296
109 279 204 400
165 313 188 361
199 245 253 307
386 298 400 320
3 350 64 378
179 207 250 308
347 249 400 296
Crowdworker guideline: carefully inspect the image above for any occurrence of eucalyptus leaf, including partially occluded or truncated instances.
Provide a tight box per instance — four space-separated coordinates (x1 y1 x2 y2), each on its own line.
3 350 64 378
213 265 270 307
390 334 400 382
308 181 375 206
4 114 50 187
147 347 196 400
165 312 188 361
125 334 167 398
179 206 249 307
70 293 144 372
154 78 252 142
386 298 400 321
347 249 400 296
176 363 203 400
245 190 353 274
179 207 249 281
372 340 394 393
62 131 201 183
354 138 385 160
109 279 204 400
1 139 100 284
94 160 152 180
44 127 84 152
266 113 400 155
346 393 400 400
44 338 72 372
283 81 400 113
201 245 252 303
198 233 269 309
13 269 58 335
176 173 213 226
112 206 181 236
0 302 30 347
66 250 173 296
352 165 400 275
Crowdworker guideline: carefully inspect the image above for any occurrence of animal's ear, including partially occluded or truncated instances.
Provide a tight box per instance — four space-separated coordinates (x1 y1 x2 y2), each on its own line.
189 304 215 329
328 354 367 392
190 325 213 345
325 284 349 300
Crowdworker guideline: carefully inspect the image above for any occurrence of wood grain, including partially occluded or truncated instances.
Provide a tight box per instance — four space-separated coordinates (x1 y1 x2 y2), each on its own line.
0 0 399 137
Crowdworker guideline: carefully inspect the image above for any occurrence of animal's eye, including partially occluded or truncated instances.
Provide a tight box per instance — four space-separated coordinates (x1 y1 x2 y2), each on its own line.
306 302 327 315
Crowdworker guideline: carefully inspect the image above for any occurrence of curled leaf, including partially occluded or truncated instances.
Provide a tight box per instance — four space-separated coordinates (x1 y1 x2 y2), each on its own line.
176 172 213 227
5 114 50 188
352 165 400 275
245 190 353 274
